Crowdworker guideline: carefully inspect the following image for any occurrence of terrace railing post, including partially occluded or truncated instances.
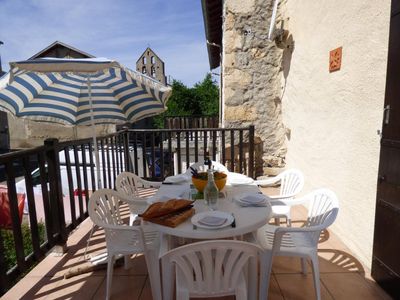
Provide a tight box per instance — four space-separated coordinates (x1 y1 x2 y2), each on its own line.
249 125 255 179
123 129 131 172
0 232 8 294
44 138 67 254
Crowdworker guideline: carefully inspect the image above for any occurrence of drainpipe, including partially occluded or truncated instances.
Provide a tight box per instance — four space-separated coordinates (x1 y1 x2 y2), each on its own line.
268 0 280 40
0 41 4 75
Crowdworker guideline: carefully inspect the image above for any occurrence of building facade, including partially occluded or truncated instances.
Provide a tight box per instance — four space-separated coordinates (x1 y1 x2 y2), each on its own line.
201 0 391 274
136 47 166 85
3 41 115 149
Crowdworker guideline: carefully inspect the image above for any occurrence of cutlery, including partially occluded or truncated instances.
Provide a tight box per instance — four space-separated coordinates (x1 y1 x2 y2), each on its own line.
162 182 173 185
193 224 197 230
231 213 236 228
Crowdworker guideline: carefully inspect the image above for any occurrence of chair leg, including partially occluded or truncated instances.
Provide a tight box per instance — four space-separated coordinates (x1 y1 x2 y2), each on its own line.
259 251 273 300
106 254 115 300
124 255 131 270
274 217 280 225
145 249 162 300
301 257 307 274
286 210 292 227
162 258 175 300
310 254 321 300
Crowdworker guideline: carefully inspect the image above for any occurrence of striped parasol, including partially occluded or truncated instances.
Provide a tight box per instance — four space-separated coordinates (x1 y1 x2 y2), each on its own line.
0 57 171 125
0 57 172 188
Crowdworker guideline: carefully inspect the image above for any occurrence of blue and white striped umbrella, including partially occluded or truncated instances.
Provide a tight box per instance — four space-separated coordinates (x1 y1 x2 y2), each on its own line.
0 57 171 126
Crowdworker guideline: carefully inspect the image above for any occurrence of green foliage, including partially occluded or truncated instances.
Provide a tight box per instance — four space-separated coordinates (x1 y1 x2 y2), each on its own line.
1 222 46 270
153 73 219 128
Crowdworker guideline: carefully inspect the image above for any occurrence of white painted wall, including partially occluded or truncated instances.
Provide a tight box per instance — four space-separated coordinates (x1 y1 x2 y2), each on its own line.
280 0 391 268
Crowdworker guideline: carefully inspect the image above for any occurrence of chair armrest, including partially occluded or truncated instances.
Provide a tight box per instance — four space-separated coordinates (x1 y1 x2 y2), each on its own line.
254 176 280 187
269 194 310 207
137 178 162 188
274 224 326 234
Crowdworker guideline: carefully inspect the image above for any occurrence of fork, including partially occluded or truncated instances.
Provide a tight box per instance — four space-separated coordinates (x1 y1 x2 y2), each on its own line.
193 224 197 230
231 213 236 228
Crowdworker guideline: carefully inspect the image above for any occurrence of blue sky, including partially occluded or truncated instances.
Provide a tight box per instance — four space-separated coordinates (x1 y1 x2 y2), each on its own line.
0 0 212 87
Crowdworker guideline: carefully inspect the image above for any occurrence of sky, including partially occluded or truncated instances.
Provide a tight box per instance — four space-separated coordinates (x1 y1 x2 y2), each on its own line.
0 0 213 87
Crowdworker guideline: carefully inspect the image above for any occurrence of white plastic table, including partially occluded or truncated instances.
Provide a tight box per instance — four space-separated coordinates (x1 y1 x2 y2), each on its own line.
144 177 272 240
147 175 272 300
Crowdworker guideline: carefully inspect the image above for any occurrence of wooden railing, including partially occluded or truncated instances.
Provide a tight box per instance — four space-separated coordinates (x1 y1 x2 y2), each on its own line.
127 126 255 180
164 115 219 129
0 125 254 295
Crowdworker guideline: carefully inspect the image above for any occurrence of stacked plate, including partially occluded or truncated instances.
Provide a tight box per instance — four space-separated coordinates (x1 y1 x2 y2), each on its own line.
234 193 270 207
227 172 254 186
191 211 234 229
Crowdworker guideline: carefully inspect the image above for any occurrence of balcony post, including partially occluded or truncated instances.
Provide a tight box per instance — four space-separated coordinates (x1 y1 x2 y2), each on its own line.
122 129 131 172
249 125 255 178
44 138 67 254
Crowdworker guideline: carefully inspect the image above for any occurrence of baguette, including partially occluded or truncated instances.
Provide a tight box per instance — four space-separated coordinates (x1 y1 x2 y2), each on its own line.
139 199 193 220
147 207 195 228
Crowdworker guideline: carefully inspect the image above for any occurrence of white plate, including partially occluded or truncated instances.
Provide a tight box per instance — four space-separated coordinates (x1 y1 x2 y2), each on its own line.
228 172 254 185
191 211 234 229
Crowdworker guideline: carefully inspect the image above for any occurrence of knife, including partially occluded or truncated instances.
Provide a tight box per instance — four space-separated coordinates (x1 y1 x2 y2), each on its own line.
231 213 236 228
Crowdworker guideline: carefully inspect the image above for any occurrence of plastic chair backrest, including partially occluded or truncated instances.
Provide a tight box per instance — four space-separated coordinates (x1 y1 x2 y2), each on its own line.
115 172 139 198
306 189 339 238
162 240 260 296
277 169 304 197
88 189 146 252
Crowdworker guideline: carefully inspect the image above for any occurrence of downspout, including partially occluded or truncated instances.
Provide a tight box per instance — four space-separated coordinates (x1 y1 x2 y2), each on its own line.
268 0 280 40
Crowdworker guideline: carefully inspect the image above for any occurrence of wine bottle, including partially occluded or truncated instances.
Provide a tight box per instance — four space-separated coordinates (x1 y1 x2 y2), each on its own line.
204 169 218 210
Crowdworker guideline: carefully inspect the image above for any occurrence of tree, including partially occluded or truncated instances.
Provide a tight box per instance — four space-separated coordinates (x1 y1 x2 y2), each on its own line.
153 73 219 128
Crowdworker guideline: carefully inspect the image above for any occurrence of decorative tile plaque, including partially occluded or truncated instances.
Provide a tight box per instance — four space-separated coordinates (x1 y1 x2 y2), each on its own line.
329 47 342 72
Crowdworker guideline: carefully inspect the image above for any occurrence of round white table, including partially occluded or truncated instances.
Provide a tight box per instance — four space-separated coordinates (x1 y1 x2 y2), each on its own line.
144 178 272 240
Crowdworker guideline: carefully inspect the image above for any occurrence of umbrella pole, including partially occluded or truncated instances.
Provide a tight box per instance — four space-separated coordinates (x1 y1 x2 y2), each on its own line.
88 76 102 189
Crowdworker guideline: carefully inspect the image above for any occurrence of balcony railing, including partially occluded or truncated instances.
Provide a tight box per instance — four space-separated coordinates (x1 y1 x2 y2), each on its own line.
0 125 255 295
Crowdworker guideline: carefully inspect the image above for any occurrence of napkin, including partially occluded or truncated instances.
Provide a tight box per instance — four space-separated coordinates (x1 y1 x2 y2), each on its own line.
198 216 227 226
236 193 269 207
164 174 190 184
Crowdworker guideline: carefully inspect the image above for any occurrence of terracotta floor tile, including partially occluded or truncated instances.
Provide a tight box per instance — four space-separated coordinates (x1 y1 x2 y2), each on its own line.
321 273 392 300
114 254 149 276
41 273 104 300
1 206 389 300
93 275 146 300
317 249 365 274
272 256 311 274
266 274 285 300
138 277 153 300
275 273 333 300
18 275 64 300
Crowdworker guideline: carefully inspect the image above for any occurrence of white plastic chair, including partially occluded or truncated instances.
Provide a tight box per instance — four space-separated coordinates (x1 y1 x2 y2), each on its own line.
255 168 304 226
256 188 339 300
116 171 161 223
88 189 162 300
161 240 264 300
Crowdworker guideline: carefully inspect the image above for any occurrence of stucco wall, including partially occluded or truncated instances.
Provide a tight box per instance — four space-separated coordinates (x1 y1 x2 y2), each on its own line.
8 114 116 149
280 0 391 267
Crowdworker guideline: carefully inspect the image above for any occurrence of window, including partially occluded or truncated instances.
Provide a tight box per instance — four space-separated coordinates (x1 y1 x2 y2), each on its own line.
151 67 156 77
142 57 146 64
151 56 155 64
142 66 147 74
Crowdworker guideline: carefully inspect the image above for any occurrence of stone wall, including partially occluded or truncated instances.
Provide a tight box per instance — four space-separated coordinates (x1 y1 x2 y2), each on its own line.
222 0 287 176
